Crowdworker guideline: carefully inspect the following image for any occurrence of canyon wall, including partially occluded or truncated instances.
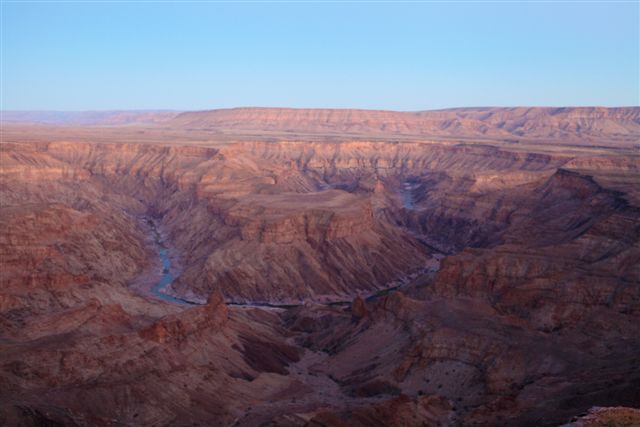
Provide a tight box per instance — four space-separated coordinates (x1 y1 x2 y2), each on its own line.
1 111 639 426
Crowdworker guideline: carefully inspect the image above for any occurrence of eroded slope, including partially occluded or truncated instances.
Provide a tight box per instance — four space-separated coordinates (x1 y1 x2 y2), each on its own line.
1 115 639 426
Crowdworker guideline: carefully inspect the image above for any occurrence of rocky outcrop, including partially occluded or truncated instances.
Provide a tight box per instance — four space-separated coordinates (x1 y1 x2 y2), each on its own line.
140 291 228 343
285 290 640 426
351 296 368 320
562 407 640 427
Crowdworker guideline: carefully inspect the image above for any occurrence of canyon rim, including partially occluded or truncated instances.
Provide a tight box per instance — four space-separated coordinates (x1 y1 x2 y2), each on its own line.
2 1 640 426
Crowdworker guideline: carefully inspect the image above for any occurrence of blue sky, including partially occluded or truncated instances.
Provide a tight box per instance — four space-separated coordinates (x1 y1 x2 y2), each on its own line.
1 1 638 111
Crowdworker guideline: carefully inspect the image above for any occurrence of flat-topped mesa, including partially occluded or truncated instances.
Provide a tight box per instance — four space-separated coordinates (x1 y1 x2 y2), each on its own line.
4 107 639 142
168 106 640 142
227 191 375 243
225 140 565 176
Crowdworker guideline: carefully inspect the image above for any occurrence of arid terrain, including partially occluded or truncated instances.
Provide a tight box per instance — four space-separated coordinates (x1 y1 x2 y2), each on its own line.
1 107 639 426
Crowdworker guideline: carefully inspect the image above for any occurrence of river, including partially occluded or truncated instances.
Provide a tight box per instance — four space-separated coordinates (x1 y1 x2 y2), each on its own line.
144 218 198 305
402 180 418 209
151 247 197 305
143 217 442 308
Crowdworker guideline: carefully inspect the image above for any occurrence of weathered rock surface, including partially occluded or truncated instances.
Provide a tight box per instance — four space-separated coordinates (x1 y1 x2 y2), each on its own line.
1 108 639 426
561 406 640 427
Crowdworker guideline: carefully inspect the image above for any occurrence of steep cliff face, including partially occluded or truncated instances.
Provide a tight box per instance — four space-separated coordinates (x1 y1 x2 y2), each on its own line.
6 139 565 304
3 138 637 306
0 181 151 318
428 169 640 329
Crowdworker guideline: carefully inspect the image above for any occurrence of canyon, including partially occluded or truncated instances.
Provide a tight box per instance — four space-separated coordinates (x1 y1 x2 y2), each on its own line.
0 107 639 426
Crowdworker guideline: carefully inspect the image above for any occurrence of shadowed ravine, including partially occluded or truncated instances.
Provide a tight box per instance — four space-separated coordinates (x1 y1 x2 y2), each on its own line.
147 218 198 305
152 247 197 305
402 180 417 209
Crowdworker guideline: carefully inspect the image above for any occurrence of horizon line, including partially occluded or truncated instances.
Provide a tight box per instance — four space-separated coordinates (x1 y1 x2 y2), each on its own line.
2 105 639 114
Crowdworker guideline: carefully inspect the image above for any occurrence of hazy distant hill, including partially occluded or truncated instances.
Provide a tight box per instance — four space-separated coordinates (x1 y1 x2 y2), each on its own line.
0 110 179 126
3 107 639 145
169 106 640 141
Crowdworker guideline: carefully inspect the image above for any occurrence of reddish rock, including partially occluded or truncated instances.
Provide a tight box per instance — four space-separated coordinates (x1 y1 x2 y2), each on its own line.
562 406 640 427
1 108 639 426
351 296 368 320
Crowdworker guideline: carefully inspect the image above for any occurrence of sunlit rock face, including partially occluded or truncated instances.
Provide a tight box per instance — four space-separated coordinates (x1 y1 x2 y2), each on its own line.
169 107 640 143
0 107 639 426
